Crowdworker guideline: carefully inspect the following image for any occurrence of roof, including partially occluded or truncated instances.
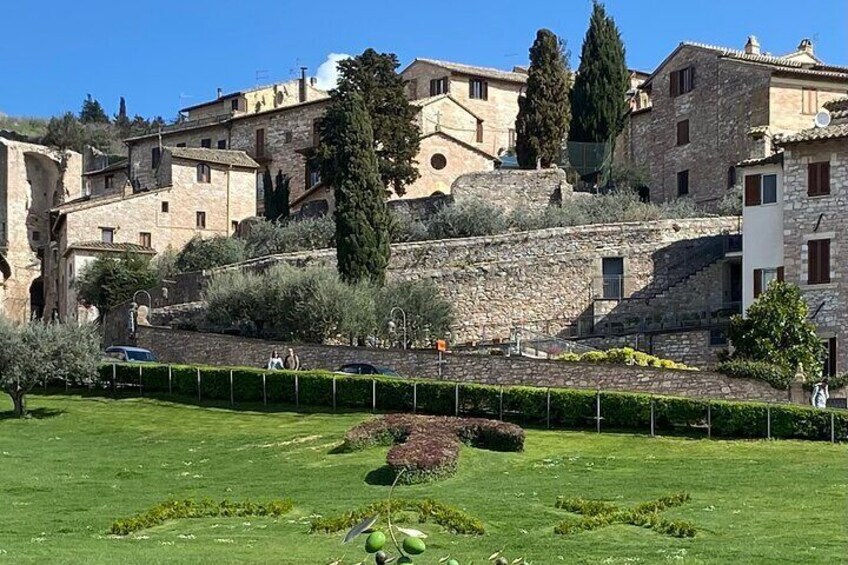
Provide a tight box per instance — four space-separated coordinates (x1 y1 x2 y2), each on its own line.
82 159 128 177
774 123 848 146
824 96 848 120
65 241 156 255
167 146 259 168
411 93 485 121
419 130 500 161
290 182 329 208
736 152 784 168
180 91 243 113
642 41 848 87
52 192 124 214
405 58 528 83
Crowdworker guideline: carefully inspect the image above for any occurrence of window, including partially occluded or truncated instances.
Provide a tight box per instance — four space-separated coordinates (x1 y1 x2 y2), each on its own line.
231 98 240 112
744 173 778 206
196 211 207 229
139 232 151 247
753 267 783 298
677 170 689 196
100 228 114 243
807 161 830 196
802 88 818 115
104 174 114 189
822 337 837 377
32 230 40 242
602 257 625 299
476 120 483 143
709 328 728 347
469 78 488 100
176 142 187 148
508 128 516 148
429 77 449 96
430 153 447 170
284 131 293 143
312 119 322 147
255 128 266 157
232 220 239 234
161 201 169 213
197 163 211 183
808 239 831 285
727 166 737 189
676 120 689 146
201 138 212 149
669 67 695 97
217 139 227 149
308 168 321 187
151 147 161 169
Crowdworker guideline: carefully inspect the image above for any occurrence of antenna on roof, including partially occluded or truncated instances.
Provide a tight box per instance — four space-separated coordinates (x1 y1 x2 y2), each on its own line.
255 69 269 84
814 109 831 128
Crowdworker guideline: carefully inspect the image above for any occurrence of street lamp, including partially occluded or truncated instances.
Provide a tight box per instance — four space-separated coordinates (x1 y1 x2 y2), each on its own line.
388 306 408 350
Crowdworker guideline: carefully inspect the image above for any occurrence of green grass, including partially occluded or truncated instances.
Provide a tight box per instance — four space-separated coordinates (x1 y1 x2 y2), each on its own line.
0 394 845 564
0 115 48 139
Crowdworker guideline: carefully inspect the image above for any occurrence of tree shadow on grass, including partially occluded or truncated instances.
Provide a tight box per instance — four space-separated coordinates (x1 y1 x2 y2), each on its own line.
0 407 66 421
364 465 396 486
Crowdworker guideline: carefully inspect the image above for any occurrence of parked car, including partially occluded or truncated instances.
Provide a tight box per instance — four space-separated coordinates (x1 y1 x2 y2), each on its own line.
336 363 400 377
104 346 158 363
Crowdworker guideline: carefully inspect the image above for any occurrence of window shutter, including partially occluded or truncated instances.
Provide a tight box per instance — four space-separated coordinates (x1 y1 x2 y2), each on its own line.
669 72 678 97
688 66 695 90
829 338 837 376
483 81 488 100
777 266 784 282
821 239 831 283
808 241 818 284
744 174 761 206
753 269 763 298
821 162 830 195
808 163 819 196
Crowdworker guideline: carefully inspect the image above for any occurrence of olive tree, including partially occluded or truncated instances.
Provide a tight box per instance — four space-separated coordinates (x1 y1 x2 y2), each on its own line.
0 318 101 417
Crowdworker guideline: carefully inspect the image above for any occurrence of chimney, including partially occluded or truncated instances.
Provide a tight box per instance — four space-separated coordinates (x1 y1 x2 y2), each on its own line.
798 38 814 55
744 36 760 55
217 87 223 99
310 76 317 87
299 67 308 103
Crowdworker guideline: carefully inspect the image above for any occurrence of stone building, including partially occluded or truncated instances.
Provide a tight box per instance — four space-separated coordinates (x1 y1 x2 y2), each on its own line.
0 139 82 322
49 147 258 321
617 37 848 209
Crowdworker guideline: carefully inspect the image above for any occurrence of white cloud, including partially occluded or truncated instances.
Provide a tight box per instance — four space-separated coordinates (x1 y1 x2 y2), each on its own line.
314 53 351 90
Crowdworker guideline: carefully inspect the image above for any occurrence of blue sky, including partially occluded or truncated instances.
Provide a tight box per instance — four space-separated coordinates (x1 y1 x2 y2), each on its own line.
2 0 845 119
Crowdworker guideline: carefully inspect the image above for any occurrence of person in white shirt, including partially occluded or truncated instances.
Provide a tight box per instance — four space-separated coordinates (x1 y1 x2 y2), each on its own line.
811 377 829 409
267 350 284 370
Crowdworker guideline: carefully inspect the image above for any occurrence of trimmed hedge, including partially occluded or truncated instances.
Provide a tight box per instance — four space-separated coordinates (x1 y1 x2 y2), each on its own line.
92 362 848 442
557 347 695 370
716 359 793 390
309 498 485 535
554 492 696 538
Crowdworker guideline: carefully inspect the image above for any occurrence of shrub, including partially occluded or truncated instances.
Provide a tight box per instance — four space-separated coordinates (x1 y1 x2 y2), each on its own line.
555 347 694 370
75 252 159 315
309 498 484 535
426 198 508 239
342 414 524 484
175 235 246 273
374 279 453 348
243 216 335 259
554 492 695 538
109 498 294 536
717 359 793 390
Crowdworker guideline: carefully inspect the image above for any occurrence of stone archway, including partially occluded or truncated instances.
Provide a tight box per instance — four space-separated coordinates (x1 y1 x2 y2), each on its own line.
29 276 44 320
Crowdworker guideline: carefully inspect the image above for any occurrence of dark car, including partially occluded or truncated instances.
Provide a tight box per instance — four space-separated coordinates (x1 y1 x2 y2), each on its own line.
336 363 400 377
104 346 157 363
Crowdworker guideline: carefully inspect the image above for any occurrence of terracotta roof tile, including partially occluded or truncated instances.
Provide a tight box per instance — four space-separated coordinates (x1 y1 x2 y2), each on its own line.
412 58 528 83
774 124 848 145
66 241 156 254
167 147 259 168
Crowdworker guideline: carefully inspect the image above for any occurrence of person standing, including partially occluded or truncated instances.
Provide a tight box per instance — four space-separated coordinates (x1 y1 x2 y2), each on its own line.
267 350 284 370
811 377 829 409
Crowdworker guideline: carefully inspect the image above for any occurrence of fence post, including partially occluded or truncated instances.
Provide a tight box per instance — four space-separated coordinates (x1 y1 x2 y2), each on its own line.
499 386 504 420
707 403 712 439
650 399 655 437
412 382 417 414
262 373 267 407
596 390 602 433
454 383 459 416
766 406 771 440
332 377 337 411
832 413 836 444
112 363 117 396
65 372 69 393
229 370 234 407
372 379 376 413
139 365 143 397
196 368 201 403
294 374 299 408
168 366 172 396
546 388 551 429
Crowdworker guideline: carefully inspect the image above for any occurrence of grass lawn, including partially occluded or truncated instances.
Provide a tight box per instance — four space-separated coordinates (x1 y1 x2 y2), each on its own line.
0 394 845 564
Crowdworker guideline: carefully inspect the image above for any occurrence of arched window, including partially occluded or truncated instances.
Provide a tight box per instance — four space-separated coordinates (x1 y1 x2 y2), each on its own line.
197 163 211 183
430 153 447 170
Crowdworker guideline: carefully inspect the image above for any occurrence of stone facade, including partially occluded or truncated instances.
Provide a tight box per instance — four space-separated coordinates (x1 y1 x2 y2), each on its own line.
0 139 82 321
450 168 574 212
617 39 848 209
402 132 497 199
133 326 791 404
51 148 258 321
182 77 328 121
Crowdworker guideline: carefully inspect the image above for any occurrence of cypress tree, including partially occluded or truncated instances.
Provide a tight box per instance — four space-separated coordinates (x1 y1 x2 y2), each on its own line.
118 97 127 121
331 49 421 196
262 168 275 220
568 1 629 144
320 91 391 285
515 29 571 169
274 170 291 221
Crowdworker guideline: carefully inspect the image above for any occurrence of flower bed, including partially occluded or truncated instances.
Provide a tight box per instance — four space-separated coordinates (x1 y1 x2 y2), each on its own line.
342 414 525 484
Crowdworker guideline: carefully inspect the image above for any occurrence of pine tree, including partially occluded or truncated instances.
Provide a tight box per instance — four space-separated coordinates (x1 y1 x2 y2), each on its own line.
330 49 420 196
79 94 109 124
320 91 391 285
262 169 275 220
274 170 291 221
568 1 629 144
515 29 571 169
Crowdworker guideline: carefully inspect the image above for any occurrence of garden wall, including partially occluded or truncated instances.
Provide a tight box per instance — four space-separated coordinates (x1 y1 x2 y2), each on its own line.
135 326 790 404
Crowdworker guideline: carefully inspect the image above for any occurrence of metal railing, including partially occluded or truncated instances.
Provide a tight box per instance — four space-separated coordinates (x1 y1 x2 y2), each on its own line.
512 326 598 358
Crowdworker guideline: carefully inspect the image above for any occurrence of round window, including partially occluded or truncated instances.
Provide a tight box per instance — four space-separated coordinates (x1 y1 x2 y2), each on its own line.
430 153 447 170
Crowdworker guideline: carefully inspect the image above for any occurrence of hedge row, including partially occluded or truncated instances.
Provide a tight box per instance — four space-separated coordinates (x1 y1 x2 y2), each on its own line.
92 363 848 442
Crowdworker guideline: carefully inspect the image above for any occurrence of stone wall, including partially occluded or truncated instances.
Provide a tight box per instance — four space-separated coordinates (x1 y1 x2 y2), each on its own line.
134 326 791 404
450 168 574 212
